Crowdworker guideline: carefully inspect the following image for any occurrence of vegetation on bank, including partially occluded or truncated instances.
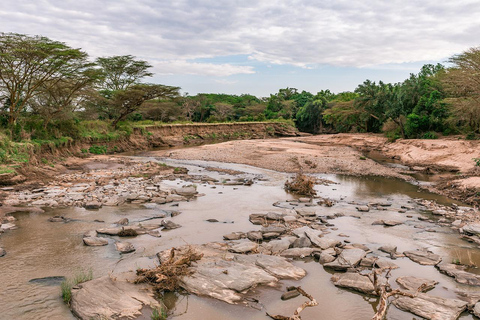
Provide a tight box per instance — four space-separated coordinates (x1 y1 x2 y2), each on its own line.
0 32 479 170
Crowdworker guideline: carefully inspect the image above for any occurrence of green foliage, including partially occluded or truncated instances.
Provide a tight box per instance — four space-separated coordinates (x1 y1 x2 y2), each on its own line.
473 158 480 167
466 132 479 140
151 306 168 320
88 145 107 154
422 131 438 139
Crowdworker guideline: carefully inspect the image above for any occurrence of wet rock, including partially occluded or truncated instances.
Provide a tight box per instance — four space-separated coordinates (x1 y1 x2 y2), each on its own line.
266 212 283 220
115 241 135 254
324 248 366 271
206 219 219 223
351 243 370 251
161 220 181 230
246 231 263 242
396 276 438 292
280 248 319 258
223 232 245 241
462 223 480 236
319 252 336 264
0 222 16 231
455 291 480 308
404 249 442 266
292 236 312 248
29 276 66 286
360 257 376 267
295 208 317 217
151 197 167 204
83 237 108 246
331 272 376 295
356 206 370 212
392 293 467 320
281 289 300 300
229 241 258 254
375 258 399 269
104 196 125 206
263 239 290 254
0 247 6 257
116 218 129 225
70 272 161 320
83 230 97 238
174 186 198 197
166 194 186 202
249 213 266 225
48 215 69 223
84 201 102 210
253 254 306 279
436 263 480 286
147 230 162 238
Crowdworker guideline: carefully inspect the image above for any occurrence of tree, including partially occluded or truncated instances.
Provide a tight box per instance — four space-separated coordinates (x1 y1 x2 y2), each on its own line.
296 98 327 133
0 33 89 125
442 47 480 133
95 55 153 91
108 84 180 128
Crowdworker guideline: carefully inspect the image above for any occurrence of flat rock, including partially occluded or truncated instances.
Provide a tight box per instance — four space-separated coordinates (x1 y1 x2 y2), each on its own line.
262 239 290 254
331 272 376 295
229 241 258 253
462 223 480 236
378 245 397 255
319 252 336 264
253 254 306 279
295 208 317 217
116 218 129 225
356 206 370 212
249 213 266 225
375 258 399 269
324 248 366 271
175 186 198 197
247 231 263 242
436 263 480 286
474 302 480 318
404 250 442 266
280 248 319 258
292 236 312 248
383 220 403 226
392 293 467 320
115 242 135 253
70 272 160 320
455 291 480 308
223 232 245 240
396 276 438 292
84 201 102 210
281 290 300 300
292 226 322 238
83 237 108 246
161 220 181 230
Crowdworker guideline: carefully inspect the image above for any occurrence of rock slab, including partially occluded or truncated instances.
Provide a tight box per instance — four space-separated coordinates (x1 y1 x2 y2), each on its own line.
392 293 467 320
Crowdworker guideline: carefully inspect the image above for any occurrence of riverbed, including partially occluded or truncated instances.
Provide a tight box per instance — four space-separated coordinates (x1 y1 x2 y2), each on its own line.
0 156 479 319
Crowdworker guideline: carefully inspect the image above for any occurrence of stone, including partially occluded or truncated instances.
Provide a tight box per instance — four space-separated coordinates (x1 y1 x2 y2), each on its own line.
292 226 322 238
84 201 102 210
83 230 97 238
404 250 442 266
331 272 376 295
70 272 161 320
247 231 263 242
292 236 312 248
455 291 480 308
0 247 6 257
115 242 135 253
462 223 480 236
48 215 68 222
396 276 438 292
175 186 197 197
161 220 181 230
312 236 341 250
474 302 480 318
324 248 366 271
356 206 370 212
253 254 306 279
206 219 219 223
281 290 300 300
223 232 245 240
83 237 108 246
280 248 319 258
319 252 336 264
0 222 16 231
266 212 282 220
229 241 258 253
295 208 317 217
375 258 399 269
104 196 125 206
263 239 290 254
383 220 403 226
147 230 162 238
392 293 467 320
166 194 186 202
360 257 376 267
116 218 129 225
351 243 370 251
282 216 297 223
379 245 397 255
249 213 266 225
436 263 480 286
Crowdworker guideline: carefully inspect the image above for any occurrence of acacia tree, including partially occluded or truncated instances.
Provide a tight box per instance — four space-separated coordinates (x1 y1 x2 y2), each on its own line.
95 55 153 91
0 33 89 125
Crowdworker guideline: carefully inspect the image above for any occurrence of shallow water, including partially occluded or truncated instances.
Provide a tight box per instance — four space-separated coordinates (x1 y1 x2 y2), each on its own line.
0 157 478 320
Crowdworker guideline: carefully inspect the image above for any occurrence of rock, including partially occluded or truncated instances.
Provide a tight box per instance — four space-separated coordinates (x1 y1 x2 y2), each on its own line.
436 263 480 286
266 212 283 220
282 216 297 223
115 242 135 253
48 215 69 222
312 236 341 250
356 206 370 212
165 194 186 202
378 245 397 255
0 247 6 257
462 223 480 236
383 220 403 226
247 231 263 242
161 220 181 230
84 201 102 210
280 248 319 258
295 208 317 217
263 239 290 254
175 186 197 197
292 236 312 248
229 241 258 253
29 276 66 286
249 213 266 225
292 226 322 238
223 232 245 240
392 293 467 320
104 196 125 206
331 272 376 295
404 249 442 266
281 290 300 300
351 243 370 251
116 218 129 225
83 230 97 238
0 222 16 231
96 227 123 236
70 272 161 320
147 230 162 238
319 252 336 264
83 237 108 246
375 258 399 269
396 276 438 292
474 302 480 318
151 197 167 204
206 219 219 223
360 257 376 267
455 291 480 308
324 248 366 271
253 254 306 279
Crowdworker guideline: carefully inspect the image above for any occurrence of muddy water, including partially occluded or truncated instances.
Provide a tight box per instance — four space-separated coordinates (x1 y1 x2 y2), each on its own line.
0 158 479 320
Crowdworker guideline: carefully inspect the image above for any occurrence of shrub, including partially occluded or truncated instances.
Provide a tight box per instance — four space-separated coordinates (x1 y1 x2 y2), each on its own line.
284 173 317 196
466 132 478 140
88 145 107 154
422 131 438 139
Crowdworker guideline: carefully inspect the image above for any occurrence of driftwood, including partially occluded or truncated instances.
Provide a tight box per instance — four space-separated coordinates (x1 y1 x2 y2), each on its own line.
267 287 318 320
371 267 428 320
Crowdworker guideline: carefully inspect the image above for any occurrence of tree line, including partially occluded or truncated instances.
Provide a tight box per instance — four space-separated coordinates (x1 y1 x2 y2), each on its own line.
1 32 479 142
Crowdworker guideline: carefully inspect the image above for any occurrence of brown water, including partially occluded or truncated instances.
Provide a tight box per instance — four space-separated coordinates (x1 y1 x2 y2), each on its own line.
0 158 478 320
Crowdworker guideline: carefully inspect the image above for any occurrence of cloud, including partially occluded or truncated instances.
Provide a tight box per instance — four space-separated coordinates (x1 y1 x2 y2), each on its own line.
0 0 479 75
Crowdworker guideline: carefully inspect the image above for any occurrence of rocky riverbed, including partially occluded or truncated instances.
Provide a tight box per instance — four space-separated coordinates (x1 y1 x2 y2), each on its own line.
1 148 480 319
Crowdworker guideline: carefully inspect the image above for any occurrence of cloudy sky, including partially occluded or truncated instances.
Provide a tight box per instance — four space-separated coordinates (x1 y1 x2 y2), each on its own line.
1 0 479 96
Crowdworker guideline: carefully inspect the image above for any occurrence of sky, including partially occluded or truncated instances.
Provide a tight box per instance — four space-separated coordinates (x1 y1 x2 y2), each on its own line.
1 0 479 97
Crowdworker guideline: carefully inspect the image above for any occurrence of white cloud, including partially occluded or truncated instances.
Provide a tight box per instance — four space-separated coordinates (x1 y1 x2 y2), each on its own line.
0 0 479 75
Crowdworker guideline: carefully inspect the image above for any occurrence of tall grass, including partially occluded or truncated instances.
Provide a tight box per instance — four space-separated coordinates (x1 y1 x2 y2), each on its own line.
61 269 93 305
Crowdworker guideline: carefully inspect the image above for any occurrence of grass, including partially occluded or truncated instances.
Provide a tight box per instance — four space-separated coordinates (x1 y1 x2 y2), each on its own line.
151 305 168 320
61 269 93 305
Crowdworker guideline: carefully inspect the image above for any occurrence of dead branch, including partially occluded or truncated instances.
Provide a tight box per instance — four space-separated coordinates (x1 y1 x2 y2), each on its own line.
266 286 318 320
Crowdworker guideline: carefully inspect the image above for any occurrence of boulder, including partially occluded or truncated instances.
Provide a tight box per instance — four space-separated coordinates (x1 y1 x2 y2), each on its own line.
70 272 160 320
0 247 6 257
392 293 467 320
436 263 480 286
404 250 442 266
462 223 480 236
115 242 135 254
247 231 263 242
229 241 258 254
292 236 312 248
83 237 108 246
396 276 438 292
84 201 102 210
280 248 319 258
331 272 376 295
249 213 266 225
378 245 397 255
324 248 366 271
161 220 181 230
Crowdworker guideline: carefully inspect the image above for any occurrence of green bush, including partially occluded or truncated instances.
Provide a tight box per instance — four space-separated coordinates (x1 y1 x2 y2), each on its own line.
466 132 478 140
422 131 438 139
88 145 107 154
